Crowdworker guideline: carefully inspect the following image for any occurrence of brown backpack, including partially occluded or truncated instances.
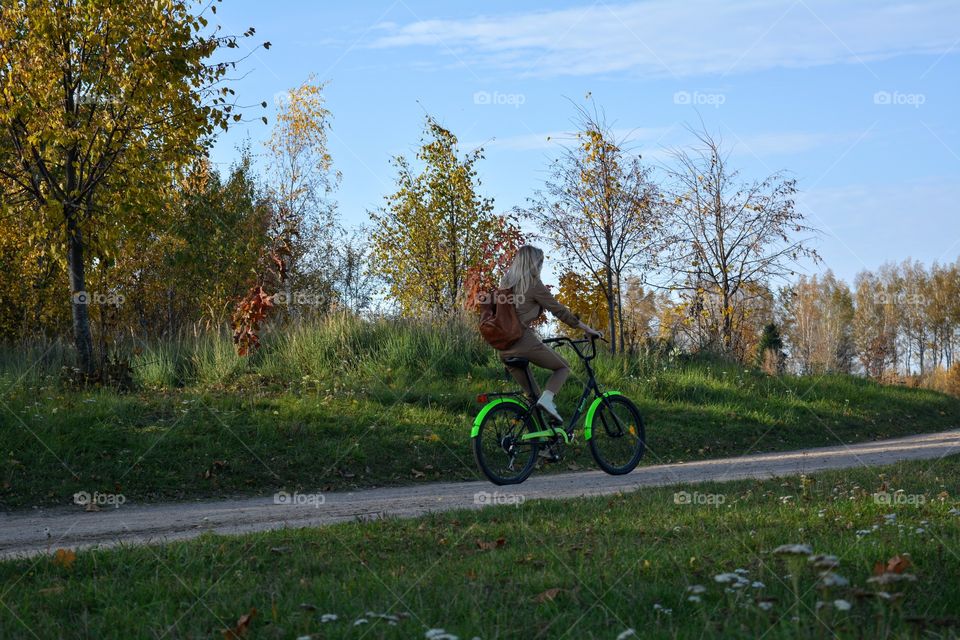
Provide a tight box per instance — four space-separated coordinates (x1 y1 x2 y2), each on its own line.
478 287 523 349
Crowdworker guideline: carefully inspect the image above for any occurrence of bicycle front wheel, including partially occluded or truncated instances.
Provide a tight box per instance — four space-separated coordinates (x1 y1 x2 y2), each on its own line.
588 395 645 475
473 402 539 485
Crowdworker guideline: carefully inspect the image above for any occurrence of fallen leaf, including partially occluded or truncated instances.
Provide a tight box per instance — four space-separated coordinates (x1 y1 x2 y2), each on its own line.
475 537 507 551
533 588 563 603
53 549 76 569
222 607 257 639
886 555 912 574
38 585 65 595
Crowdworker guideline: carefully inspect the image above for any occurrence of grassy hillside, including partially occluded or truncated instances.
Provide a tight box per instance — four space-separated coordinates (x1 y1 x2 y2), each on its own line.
2 455 958 639
1 314 958 509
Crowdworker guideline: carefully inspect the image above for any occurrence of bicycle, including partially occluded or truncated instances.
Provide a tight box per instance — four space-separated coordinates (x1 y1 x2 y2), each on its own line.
471 334 646 485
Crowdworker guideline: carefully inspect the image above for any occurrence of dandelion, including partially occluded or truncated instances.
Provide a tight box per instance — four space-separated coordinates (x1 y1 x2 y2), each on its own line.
833 599 852 611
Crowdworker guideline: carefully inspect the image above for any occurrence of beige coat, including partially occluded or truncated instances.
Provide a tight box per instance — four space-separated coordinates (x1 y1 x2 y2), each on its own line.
513 278 580 329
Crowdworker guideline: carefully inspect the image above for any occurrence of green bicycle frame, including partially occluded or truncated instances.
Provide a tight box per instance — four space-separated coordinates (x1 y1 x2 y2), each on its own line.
472 384 624 442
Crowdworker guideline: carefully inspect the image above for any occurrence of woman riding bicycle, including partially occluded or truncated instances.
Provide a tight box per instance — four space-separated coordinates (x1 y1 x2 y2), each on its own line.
498 245 603 423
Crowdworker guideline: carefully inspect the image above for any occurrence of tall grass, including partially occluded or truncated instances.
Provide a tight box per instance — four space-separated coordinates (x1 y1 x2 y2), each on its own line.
0 338 74 389
0 313 496 392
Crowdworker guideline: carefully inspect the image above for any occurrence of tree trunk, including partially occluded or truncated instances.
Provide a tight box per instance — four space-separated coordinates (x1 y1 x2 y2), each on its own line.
66 214 94 374
615 269 625 354
605 268 617 355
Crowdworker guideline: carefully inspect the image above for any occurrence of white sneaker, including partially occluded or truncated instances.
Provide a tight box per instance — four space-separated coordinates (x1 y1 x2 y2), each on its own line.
536 395 563 423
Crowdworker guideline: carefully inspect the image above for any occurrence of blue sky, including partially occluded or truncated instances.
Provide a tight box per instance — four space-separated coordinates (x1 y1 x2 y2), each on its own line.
209 0 960 287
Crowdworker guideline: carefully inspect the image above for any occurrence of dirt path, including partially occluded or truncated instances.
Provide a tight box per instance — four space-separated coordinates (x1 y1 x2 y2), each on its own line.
2 429 958 559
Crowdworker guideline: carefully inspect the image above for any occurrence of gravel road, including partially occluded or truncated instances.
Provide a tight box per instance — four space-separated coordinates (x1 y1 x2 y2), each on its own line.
2 429 957 559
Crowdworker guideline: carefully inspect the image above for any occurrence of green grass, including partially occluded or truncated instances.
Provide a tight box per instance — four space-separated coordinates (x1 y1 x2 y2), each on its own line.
2 456 959 639
1 313 959 509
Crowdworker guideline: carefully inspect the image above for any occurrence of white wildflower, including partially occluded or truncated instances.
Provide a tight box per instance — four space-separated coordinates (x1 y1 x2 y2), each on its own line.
834 599 852 611
714 573 739 583
818 572 850 588
772 543 813 556
867 573 917 585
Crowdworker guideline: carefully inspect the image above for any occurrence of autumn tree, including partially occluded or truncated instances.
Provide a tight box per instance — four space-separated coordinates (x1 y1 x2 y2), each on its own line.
372 115 515 316
778 271 854 374
109 149 271 335
526 103 663 354
853 269 898 378
0 0 267 372
663 128 819 358
556 269 608 331
264 77 340 316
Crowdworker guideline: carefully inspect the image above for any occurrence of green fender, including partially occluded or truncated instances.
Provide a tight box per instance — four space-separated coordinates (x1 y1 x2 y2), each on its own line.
584 391 623 440
471 397 530 437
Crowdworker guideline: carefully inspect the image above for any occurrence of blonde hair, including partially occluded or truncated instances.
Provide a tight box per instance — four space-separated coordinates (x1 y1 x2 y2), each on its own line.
500 245 544 295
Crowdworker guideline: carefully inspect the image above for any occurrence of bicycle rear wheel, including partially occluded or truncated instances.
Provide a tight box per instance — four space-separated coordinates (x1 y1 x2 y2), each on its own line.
588 395 645 475
473 402 539 485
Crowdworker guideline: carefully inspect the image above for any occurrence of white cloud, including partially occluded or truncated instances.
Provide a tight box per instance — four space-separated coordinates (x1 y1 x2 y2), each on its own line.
369 0 960 78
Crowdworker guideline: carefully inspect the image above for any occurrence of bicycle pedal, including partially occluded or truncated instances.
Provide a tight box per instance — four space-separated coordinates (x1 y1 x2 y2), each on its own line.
538 443 563 463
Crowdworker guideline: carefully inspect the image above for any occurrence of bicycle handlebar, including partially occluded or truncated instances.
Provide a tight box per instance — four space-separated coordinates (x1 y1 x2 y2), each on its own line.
542 333 605 360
